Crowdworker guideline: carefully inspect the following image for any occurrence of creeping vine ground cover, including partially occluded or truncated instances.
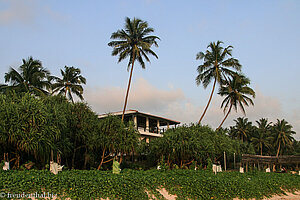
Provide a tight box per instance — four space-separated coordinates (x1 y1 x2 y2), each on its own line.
0 169 299 200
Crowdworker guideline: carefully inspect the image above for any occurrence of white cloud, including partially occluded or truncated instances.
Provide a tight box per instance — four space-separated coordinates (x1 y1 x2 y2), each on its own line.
44 6 70 22
156 88 300 140
84 82 300 140
0 0 36 25
84 77 184 114
0 0 69 25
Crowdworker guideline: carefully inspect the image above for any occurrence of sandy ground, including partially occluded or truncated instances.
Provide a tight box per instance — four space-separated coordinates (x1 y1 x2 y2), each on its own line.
156 189 300 200
261 191 300 200
232 191 300 200
25 189 299 199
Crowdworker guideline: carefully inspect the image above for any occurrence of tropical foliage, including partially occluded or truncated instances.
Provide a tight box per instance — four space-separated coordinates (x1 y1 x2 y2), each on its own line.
108 17 160 120
97 115 139 169
228 117 297 157
217 74 255 129
251 118 273 155
0 92 142 170
52 66 86 103
273 119 295 157
229 117 253 143
0 93 60 168
4 57 51 96
0 91 298 170
1 170 299 200
146 124 254 169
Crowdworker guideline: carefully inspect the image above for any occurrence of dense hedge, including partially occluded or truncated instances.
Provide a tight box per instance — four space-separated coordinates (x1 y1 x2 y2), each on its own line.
0 93 139 170
0 170 299 199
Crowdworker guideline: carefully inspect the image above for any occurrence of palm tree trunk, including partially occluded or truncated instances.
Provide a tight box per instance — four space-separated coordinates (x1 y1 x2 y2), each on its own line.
121 55 135 121
72 140 77 169
68 88 74 104
83 147 88 169
260 143 263 156
276 142 281 157
72 149 76 169
65 87 68 98
217 104 232 130
198 77 217 124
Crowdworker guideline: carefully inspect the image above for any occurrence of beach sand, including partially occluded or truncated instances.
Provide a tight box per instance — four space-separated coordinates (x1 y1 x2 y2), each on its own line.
26 189 300 199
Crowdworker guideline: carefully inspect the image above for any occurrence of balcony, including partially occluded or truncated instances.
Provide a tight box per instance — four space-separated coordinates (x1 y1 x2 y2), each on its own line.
137 127 163 137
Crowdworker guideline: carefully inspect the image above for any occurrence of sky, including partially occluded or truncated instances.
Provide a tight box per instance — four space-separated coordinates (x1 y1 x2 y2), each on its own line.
0 0 300 139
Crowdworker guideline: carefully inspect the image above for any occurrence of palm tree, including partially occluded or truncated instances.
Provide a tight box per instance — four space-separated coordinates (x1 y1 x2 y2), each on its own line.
196 41 242 124
272 119 295 157
52 66 86 103
251 118 273 155
217 74 255 129
108 17 160 121
231 117 252 142
4 57 51 96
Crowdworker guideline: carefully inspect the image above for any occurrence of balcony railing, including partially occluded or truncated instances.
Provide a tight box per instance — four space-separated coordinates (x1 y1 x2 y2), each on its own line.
137 127 166 134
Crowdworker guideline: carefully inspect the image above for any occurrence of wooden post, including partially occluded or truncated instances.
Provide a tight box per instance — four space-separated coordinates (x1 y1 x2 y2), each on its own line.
224 152 226 171
234 153 236 170
157 120 160 134
246 162 248 172
57 153 61 165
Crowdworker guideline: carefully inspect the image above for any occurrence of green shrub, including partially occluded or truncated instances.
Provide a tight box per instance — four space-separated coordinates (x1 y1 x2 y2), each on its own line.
0 170 299 200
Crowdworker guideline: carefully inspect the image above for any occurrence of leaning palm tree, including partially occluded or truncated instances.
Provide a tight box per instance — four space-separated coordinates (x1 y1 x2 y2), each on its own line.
108 17 160 121
4 57 51 96
272 119 295 157
251 118 273 155
52 66 86 103
196 41 242 124
217 74 255 130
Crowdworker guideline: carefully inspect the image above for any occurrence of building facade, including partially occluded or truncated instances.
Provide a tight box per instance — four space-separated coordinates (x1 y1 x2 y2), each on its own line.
98 110 180 142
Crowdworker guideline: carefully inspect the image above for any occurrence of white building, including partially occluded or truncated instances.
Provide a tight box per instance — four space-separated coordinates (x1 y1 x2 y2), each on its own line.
98 110 180 142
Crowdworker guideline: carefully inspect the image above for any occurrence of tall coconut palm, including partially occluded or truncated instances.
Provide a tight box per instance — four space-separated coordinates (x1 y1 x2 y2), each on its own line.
217 74 255 130
196 41 242 124
251 118 273 155
231 117 252 142
108 17 160 121
4 57 51 96
272 119 295 157
52 66 86 103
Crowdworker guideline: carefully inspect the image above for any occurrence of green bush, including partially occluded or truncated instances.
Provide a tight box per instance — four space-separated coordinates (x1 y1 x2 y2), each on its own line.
147 124 254 169
0 93 139 170
0 170 299 200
